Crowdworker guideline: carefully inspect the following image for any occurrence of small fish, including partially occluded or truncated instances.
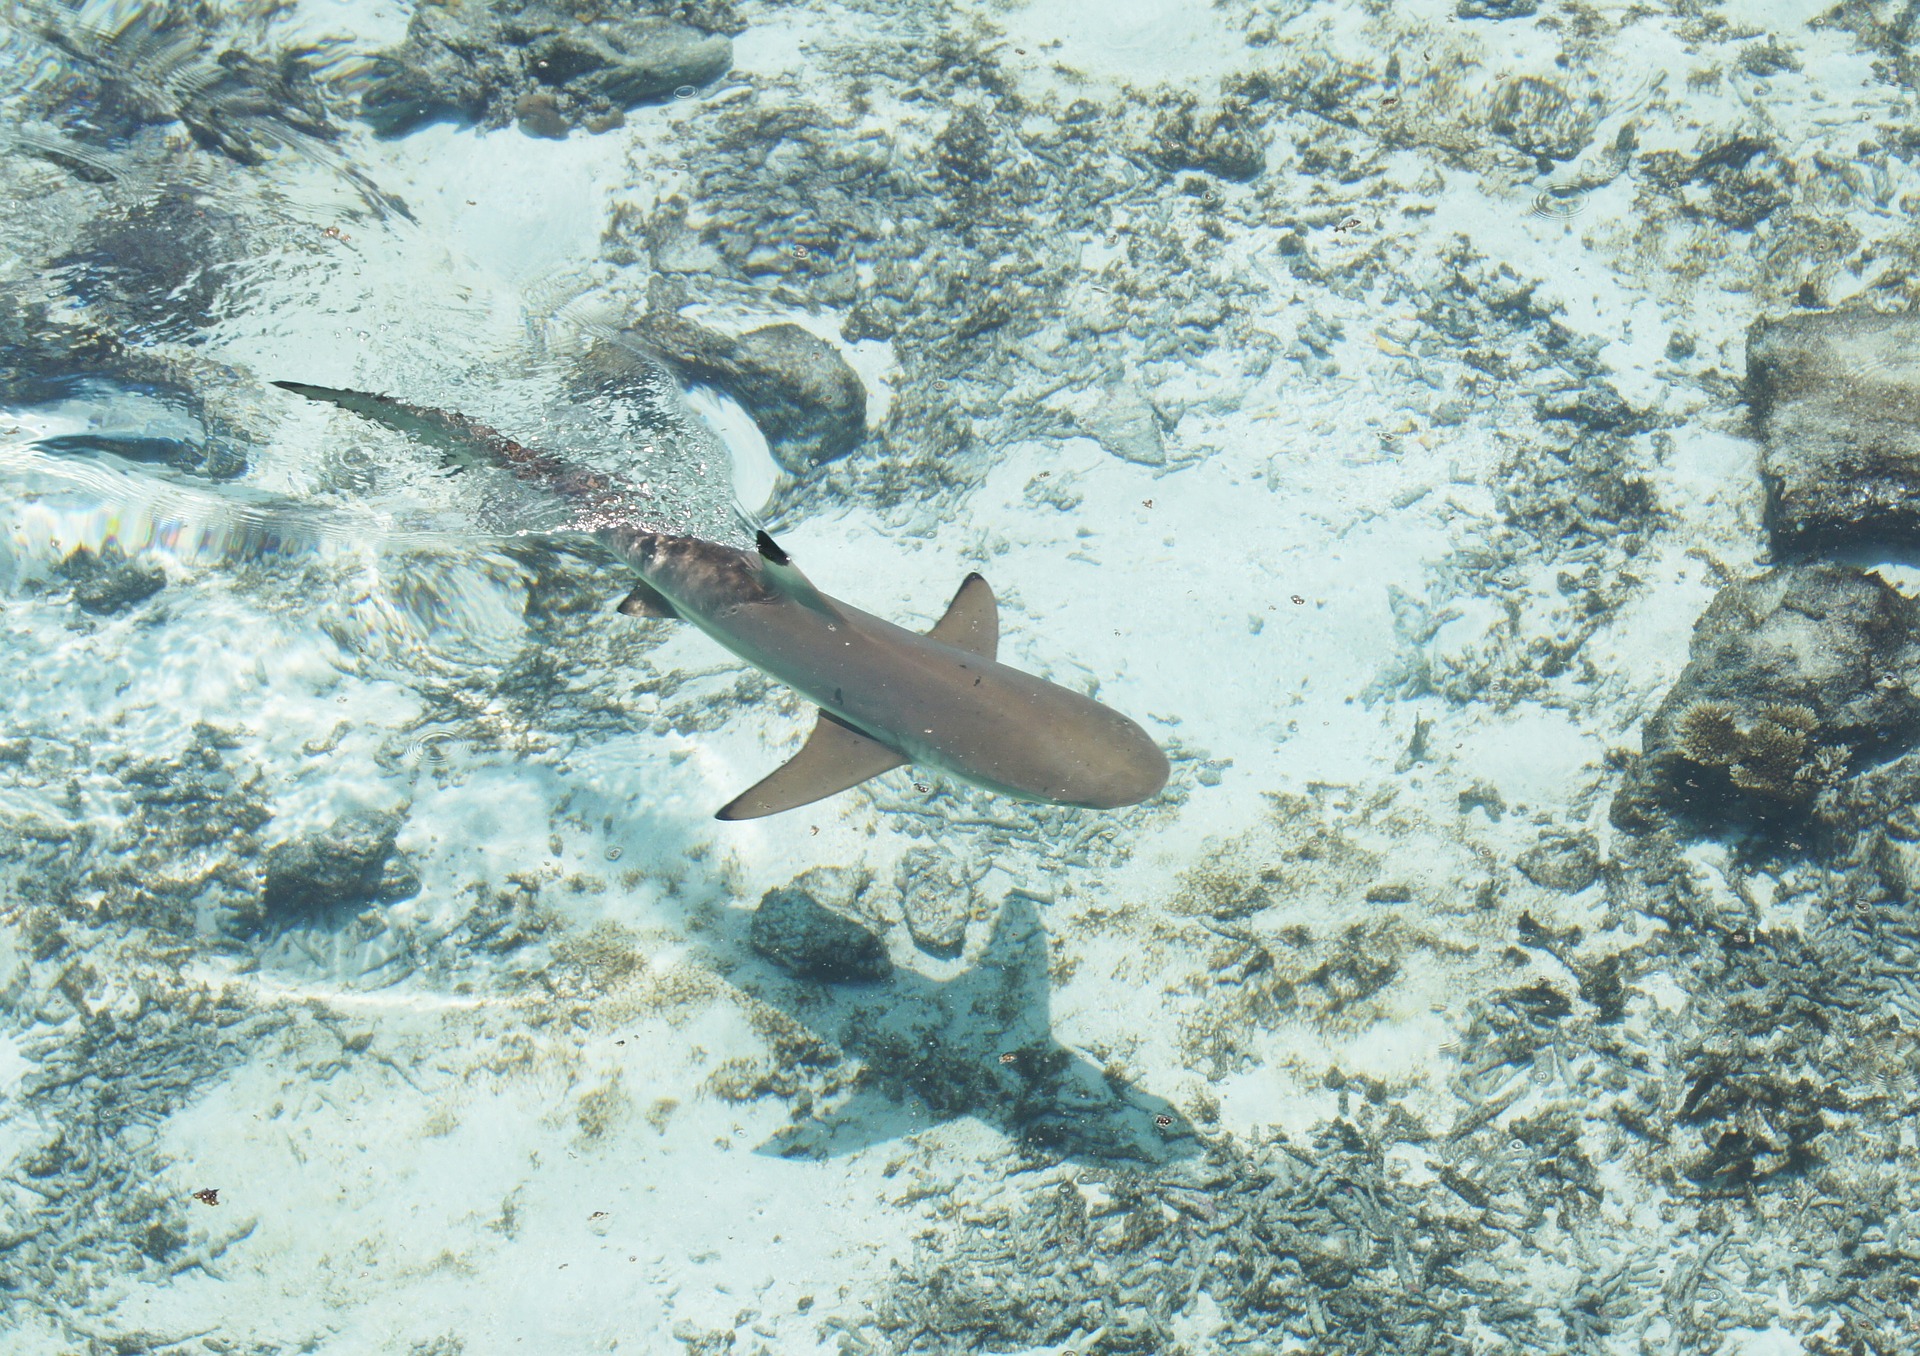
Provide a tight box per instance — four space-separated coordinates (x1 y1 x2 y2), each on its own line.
275 381 1170 819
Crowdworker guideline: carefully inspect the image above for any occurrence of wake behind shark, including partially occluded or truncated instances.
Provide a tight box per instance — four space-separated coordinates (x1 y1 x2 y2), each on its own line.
274 380 1170 820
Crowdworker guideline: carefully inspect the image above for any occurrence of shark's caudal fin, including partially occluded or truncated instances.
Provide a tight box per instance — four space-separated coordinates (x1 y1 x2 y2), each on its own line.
715 710 906 820
270 381 513 469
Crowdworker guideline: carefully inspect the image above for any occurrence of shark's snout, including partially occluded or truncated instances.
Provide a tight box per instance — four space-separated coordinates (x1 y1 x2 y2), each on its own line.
1062 718 1170 809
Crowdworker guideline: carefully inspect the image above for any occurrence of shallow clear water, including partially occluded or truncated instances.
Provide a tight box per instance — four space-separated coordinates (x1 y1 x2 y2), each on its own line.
4 0 1920 1352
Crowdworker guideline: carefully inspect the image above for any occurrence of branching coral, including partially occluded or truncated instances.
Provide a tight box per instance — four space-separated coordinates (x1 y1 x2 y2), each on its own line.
1674 701 1849 805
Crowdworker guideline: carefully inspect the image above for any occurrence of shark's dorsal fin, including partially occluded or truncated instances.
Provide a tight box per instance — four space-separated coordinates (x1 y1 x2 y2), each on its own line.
756 531 843 622
616 580 682 620
715 710 906 820
927 573 998 659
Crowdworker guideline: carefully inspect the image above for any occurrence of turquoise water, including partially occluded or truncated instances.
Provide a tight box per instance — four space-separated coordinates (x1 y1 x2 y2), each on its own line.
4 0 1920 1352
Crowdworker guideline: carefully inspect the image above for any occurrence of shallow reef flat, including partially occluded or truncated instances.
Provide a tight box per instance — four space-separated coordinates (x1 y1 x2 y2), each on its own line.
4 0 1920 1352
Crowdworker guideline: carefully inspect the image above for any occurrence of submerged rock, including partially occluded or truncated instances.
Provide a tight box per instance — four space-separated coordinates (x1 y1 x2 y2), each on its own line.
530 17 730 108
255 810 416 931
635 313 867 473
1059 382 1167 466
1749 309 1920 555
895 849 975 958
1611 564 1920 830
1488 76 1598 163
1515 833 1600 893
1145 95 1266 181
749 886 892 983
58 543 164 615
360 6 731 138
55 188 239 342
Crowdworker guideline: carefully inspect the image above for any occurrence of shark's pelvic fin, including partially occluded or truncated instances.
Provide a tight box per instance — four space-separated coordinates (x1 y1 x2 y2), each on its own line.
715 710 906 820
927 572 999 659
754 531 844 623
616 580 683 620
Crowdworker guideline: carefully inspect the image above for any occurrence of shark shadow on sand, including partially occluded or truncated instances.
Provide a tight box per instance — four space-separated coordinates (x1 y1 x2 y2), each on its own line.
719 894 1200 1165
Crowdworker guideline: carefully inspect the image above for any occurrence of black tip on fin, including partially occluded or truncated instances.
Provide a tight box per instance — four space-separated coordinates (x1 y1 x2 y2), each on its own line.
756 530 790 566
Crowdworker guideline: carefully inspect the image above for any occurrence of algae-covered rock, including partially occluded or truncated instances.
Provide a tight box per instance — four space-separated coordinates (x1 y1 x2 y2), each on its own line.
254 809 416 931
530 17 731 108
58 543 164 615
1488 76 1597 164
749 886 892 983
1611 564 1920 829
634 313 867 473
360 5 731 138
1144 95 1266 181
1515 833 1600 893
1749 309 1920 555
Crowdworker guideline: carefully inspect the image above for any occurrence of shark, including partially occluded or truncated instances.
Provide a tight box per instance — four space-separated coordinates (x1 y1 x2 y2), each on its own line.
274 380 1170 820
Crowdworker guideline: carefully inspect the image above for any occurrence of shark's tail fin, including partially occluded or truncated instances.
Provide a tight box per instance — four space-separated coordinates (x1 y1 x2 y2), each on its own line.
270 381 527 473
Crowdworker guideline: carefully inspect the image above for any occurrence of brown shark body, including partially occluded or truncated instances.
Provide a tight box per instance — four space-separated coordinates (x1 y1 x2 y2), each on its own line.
273 381 1169 819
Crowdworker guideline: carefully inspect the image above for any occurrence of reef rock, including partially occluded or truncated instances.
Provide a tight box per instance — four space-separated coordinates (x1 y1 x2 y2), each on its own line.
1488 76 1598 164
1611 564 1920 830
253 809 417 931
1749 309 1920 555
58 543 165 615
1515 832 1600 893
749 886 892 983
360 6 731 138
634 313 867 473
1144 95 1266 182
1055 381 1167 466
528 17 731 108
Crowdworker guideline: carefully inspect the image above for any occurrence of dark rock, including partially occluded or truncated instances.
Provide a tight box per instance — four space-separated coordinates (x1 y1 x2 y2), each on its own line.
634 314 867 473
55 188 238 342
1611 565 1920 830
359 51 492 137
1749 309 1920 555
258 810 413 928
58 543 164 615
1696 141 1792 229
534 18 730 108
1145 96 1265 182
1535 380 1645 434
1516 834 1600 892
1488 77 1597 164
361 9 727 138
935 106 997 187
749 886 892 983
24 6 338 167
1458 0 1537 15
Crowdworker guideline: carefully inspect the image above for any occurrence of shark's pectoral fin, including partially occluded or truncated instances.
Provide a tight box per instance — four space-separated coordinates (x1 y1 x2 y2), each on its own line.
616 579 682 620
927 572 999 659
715 711 906 820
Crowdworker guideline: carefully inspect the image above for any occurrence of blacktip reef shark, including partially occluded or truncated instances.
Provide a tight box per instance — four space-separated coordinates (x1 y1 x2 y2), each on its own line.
273 380 1170 820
